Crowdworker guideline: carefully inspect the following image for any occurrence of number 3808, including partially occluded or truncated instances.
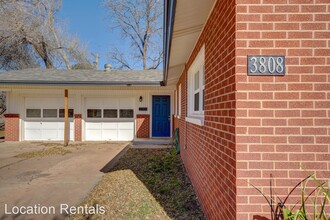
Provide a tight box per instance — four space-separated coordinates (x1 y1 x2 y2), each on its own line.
250 56 284 74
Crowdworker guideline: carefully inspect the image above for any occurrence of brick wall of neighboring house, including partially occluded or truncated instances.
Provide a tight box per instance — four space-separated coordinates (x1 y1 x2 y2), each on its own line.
136 114 150 138
236 1 330 219
74 114 82 141
4 114 19 141
175 1 237 219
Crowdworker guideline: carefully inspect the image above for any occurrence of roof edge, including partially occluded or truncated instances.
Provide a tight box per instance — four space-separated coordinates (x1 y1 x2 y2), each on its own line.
0 81 162 87
163 0 177 86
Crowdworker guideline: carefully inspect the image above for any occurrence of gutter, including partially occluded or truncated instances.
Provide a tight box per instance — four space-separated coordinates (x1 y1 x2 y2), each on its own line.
162 0 177 86
0 81 162 87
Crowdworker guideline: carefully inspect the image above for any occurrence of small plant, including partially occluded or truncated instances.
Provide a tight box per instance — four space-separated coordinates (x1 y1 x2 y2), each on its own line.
282 175 329 220
251 174 329 220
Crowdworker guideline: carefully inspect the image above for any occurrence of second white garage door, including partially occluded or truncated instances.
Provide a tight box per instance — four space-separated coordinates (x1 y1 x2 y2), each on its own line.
85 98 135 141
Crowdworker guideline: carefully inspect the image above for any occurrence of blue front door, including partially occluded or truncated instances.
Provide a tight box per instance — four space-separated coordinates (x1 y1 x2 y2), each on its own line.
152 96 170 137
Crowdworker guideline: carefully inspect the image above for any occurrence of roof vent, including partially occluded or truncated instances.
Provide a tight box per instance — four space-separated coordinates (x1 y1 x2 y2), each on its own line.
104 64 112 71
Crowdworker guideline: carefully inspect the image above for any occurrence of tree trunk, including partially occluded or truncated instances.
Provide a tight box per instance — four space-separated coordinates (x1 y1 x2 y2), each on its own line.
40 41 53 69
143 44 147 70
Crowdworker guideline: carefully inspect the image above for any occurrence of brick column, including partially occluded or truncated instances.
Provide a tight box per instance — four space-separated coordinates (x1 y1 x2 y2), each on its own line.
4 114 19 141
136 114 150 138
74 114 82 141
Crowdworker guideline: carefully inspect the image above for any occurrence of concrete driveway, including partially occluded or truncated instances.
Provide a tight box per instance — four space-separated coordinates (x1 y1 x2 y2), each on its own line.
0 141 128 220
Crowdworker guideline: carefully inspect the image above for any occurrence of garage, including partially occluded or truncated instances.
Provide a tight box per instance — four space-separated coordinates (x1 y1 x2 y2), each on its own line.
24 98 74 141
85 98 135 141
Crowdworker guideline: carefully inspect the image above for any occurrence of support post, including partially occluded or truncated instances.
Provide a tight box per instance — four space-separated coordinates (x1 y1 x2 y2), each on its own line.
64 89 69 146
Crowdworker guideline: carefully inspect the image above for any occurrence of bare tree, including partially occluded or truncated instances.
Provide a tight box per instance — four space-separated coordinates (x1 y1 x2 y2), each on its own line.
104 0 163 70
0 0 91 70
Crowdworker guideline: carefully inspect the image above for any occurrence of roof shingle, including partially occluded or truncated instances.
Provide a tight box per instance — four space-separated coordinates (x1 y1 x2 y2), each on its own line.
0 68 163 86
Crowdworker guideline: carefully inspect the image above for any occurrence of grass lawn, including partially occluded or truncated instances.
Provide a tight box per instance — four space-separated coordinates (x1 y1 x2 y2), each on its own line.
14 142 87 158
71 148 205 220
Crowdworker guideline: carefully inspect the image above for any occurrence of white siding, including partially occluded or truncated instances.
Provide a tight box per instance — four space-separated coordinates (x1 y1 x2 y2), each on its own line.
6 87 175 141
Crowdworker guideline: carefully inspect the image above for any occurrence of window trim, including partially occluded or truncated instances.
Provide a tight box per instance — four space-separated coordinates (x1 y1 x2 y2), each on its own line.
178 84 182 118
187 45 205 125
174 90 177 116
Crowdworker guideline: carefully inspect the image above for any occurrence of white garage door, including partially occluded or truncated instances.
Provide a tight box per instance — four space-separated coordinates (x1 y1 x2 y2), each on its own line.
85 98 135 141
25 98 74 141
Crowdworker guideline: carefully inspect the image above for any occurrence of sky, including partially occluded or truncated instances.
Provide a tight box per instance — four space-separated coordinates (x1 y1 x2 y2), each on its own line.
58 0 121 70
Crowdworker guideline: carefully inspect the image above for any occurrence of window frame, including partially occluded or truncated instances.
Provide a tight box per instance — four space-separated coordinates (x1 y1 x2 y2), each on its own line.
119 109 134 118
187 45 205 125
103 109 118 118
26 109 41 118
26 108 75 119
43 109 58 118
87 109 102 118
59 109 74 118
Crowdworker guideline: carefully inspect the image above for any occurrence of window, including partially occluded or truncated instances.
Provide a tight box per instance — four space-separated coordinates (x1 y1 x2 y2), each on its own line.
26 109 41 118
104 109 118 118
187 45 205 125
178 84 181 117
59 109 74 118
87 109 101 118
43 109 57 118
120 109 134 118
191 64 204 113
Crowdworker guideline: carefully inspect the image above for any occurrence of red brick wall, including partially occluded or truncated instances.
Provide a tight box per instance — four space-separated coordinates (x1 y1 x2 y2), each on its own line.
74 114 82 142
136 114 150 138
4 114 19 141
174 1 237 219
174 0 330 219
236 1 330 219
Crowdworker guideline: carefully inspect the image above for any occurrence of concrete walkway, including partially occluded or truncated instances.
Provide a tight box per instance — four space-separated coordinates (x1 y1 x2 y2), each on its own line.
0 141 128 220
132 138 173 148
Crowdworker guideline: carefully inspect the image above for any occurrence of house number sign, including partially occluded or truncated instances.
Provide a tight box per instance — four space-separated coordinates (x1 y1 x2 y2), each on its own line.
248 55 285 75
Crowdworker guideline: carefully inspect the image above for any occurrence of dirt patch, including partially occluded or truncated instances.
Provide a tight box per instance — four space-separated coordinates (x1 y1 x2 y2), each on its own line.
15 147 72 158
71 148 205 220
30 142 86 148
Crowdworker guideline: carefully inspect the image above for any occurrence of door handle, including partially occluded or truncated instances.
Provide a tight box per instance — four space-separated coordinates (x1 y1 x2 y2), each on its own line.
168 116 171 121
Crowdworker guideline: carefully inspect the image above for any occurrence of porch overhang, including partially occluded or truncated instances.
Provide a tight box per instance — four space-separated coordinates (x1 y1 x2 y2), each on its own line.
163 0 216 86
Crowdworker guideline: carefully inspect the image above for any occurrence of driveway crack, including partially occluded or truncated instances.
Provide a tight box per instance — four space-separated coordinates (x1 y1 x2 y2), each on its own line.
0 158 28 170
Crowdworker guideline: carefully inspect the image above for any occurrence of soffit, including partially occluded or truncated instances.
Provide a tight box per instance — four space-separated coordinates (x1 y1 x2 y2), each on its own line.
167 0 215 86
